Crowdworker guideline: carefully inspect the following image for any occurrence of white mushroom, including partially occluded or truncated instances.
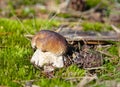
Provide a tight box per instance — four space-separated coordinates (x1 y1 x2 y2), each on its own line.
30 30 68 69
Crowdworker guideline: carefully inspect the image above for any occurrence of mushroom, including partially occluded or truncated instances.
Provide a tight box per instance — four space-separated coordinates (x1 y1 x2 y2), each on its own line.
30 30 68 71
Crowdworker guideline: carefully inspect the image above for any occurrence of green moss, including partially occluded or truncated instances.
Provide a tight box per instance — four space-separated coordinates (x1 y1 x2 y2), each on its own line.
0 18 120 87
57 13 73 18
85 0 113 9
86 0 101 8
81 22 112 32
35 78 74 87
108 46 119 56
0 18 61 87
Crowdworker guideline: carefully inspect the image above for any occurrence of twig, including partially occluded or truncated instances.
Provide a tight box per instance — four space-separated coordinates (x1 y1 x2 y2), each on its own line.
12 13 31 34
84 67 105 70
111 25 120 33
57 2 102 18
98 50 116 58
24 34 33 41
65 35 120 42
98 50 113 57
76 74 98 87
63 77 83 81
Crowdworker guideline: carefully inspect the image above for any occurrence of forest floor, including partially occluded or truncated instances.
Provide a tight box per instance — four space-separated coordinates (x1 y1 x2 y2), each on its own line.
0 0 120 87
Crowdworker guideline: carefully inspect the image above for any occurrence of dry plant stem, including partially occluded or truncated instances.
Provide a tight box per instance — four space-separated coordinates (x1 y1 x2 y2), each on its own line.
84 67 105 70
14 14 31 34
25 34 120 42
65 35 120 42
111 25 120 33
63 77 82 81
76 74 98 87
97 50 115 57
96 45 112 51
58 2 102 17
24 34 33 41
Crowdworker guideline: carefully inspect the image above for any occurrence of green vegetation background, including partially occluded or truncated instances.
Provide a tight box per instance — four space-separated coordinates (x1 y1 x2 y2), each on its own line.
0 0 120 87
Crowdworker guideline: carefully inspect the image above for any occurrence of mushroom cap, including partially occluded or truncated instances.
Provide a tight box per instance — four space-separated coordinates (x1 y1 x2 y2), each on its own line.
31 30 68 56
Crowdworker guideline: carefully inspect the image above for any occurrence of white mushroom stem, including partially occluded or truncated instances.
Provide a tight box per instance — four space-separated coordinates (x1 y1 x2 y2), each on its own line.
31 49 64 68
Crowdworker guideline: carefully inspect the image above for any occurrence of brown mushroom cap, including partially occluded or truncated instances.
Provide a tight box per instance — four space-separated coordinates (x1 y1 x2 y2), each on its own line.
31 30 68 56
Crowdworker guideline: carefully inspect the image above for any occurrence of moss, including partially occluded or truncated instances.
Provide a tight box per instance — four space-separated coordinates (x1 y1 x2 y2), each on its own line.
0 18 120 87
0 18 61 87
86 0 101 8
57 13 73 18
81 22 112 32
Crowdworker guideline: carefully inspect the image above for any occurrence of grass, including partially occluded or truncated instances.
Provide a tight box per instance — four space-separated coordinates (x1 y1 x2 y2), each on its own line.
0 18 120 87
0 18 83 87
81 21 112 32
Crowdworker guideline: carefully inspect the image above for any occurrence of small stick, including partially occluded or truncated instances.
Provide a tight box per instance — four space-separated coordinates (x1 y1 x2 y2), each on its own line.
76 74 98 87
111 25 120 33
63 77 83 81
24 34 33 41
84 67 105 70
